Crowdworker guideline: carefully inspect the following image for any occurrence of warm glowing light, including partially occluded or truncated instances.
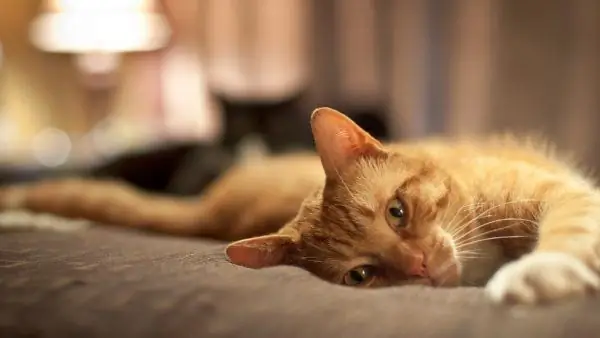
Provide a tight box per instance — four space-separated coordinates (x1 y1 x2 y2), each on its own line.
75 53 121 75
53 0 149 12
30 0 171 53
162 46 222 142
0 115 17 158
31 128 72 167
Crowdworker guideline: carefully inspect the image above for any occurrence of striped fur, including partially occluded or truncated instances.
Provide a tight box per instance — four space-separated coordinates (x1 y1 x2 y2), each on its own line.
227 107 600 305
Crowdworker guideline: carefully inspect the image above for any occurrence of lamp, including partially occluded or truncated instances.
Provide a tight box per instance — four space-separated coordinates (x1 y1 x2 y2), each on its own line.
27 0 173 165
29 0 171 54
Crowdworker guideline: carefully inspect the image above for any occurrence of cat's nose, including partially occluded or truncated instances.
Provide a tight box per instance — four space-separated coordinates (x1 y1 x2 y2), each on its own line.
406 252 429 278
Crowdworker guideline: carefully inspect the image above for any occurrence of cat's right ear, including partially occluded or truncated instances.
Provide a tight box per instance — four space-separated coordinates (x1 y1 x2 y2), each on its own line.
225 234 295 269
310 107 385 177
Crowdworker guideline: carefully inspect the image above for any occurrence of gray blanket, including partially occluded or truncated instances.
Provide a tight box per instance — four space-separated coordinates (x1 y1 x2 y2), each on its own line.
0 227 598 338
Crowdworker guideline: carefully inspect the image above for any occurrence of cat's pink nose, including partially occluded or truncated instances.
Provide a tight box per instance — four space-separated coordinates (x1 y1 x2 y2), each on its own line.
406 252 429 278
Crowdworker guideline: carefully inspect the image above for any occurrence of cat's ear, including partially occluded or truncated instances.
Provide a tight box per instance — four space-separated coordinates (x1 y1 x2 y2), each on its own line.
310 107 385 177
225 234 295 269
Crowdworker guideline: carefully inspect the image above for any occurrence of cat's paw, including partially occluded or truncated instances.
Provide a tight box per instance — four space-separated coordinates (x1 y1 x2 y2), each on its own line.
485 252 600 305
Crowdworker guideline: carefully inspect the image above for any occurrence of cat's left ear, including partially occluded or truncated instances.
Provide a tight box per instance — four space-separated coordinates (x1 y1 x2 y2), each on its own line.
225 234 295 269
311 107 386 177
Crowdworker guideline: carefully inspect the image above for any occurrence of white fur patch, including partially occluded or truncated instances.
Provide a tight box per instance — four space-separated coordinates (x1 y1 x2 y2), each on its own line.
485 252 600 304
0 210 91 232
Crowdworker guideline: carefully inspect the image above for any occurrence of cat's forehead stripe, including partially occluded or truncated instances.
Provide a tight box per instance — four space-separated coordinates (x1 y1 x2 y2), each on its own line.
330 201 367 235
354 157 407 208
301 222 357 259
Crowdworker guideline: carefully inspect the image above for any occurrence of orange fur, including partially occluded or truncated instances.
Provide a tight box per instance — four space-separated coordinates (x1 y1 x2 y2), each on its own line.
227 107 600 305
2 107 600 305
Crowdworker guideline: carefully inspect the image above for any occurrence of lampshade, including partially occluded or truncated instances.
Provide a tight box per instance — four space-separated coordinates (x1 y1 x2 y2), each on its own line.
29 0 171 53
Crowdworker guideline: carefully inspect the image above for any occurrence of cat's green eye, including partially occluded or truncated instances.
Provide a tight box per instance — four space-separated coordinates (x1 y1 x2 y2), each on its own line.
386 198 407 227
343 265 375 286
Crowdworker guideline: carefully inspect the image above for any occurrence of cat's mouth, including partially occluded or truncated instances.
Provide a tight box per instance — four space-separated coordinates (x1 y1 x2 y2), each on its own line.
411 266 458 287
424 237 461 287
429 259 460 287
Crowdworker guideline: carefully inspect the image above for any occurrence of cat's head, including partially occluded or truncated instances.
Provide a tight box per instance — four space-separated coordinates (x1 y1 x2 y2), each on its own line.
226 107 470 288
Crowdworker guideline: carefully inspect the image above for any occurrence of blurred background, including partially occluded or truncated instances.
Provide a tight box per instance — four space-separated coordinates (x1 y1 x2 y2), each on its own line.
0 0 599 188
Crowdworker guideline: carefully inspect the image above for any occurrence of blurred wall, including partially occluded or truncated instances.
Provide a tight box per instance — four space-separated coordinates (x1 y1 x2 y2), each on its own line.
305 0 599 169
0 0 599 169
307 1 599 148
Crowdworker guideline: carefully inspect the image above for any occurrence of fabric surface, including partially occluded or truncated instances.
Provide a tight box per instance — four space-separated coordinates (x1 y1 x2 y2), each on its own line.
0 227 598 338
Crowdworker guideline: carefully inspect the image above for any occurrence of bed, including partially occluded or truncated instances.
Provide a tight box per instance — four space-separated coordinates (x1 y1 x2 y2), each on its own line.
0 225 598 338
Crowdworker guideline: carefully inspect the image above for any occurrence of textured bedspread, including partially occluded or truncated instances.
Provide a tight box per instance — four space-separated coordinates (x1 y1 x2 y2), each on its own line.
0 227 598 338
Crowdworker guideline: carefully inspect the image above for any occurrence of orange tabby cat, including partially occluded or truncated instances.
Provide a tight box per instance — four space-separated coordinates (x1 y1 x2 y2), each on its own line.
225 107 600 305
1 107 600 305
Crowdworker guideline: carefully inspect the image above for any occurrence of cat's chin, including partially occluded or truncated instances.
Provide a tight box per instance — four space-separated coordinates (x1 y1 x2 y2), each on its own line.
430 259 461 287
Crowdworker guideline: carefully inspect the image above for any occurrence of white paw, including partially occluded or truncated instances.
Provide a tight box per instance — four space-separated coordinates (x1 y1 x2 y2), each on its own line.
485 252 600 305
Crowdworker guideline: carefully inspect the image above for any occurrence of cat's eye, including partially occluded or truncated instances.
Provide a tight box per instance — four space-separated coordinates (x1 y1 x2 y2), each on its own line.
343 265 375 286
386 198 407 227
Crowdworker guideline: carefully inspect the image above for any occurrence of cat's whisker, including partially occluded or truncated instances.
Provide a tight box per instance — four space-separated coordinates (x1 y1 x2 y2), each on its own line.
454 235 529 250
456 257 483 263
453 217 537 244
456 249 488 260
456 249 486 258
457 255 484 260
456 250 488 258
457 257 485 263
444 201 486 235
446 205 492 240
447 201 502 236
439 198 464 232
446 201 486 226
447 199 541 238
456 247 481 254
455 222 537 249
446 200 522 239
456 253 483 258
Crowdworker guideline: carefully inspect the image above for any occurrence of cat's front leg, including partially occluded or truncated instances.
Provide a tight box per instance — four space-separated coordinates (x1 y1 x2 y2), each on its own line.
486 252 599 304
485 187 600 305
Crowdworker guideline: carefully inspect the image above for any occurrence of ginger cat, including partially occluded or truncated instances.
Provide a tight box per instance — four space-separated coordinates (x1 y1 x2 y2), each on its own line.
2 107 600 306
